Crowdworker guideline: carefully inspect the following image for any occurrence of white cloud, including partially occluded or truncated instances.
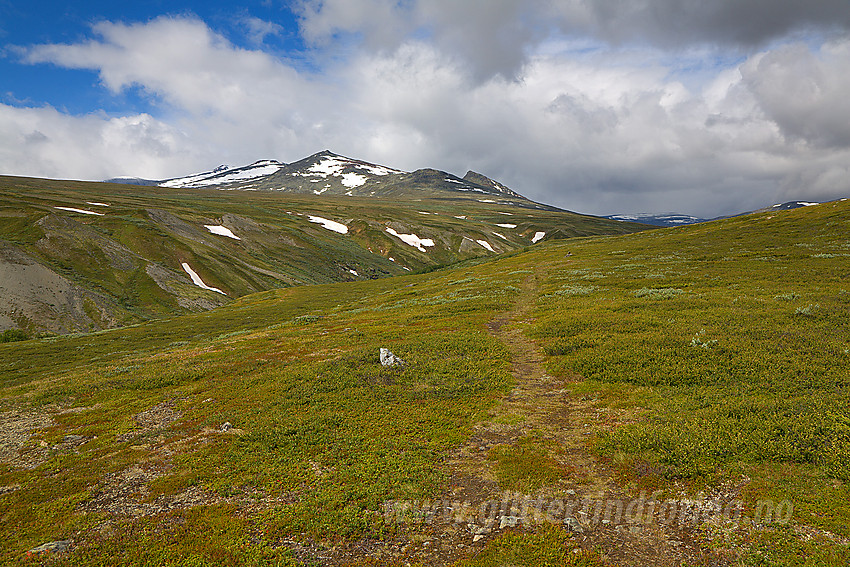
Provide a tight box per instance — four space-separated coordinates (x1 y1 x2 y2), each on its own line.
740 40 850 148
0 103 195 179
2 12 850 216
242 16 284 45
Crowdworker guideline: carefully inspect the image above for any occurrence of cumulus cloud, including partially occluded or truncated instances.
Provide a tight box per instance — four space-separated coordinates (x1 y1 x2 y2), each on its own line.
3 9 850 216
295 0 850 80
740 40 850 148
0 103 195 179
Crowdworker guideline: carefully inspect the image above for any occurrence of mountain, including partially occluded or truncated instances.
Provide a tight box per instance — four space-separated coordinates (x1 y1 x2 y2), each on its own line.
103 177 161 186
1 165 649 335
604 200 837 227
159 160 284 189
603 212 707 227
759 200 823 212
142 151 544 207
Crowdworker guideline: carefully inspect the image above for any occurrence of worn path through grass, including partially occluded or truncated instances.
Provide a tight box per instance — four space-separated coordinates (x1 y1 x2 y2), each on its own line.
434 265 720 566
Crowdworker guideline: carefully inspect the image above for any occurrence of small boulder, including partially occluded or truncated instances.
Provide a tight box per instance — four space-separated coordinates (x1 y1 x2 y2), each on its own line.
499 515 521 529
28 540 71 555
564 516 584 533
220 422 233 432
379 348 405 367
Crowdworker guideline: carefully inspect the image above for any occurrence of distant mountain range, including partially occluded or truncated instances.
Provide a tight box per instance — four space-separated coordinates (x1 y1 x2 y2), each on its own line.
108 153 836 225
602 213 708 227
604 201 830 227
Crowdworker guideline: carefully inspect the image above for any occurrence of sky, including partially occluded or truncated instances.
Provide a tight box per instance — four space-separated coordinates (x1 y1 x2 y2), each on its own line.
2 1 850 217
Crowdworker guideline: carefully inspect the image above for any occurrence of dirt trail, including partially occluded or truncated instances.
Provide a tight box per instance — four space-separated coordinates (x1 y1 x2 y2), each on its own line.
429 268 717 566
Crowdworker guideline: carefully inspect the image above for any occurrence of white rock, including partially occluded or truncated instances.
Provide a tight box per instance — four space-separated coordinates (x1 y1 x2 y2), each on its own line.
379 348 405 367
499 515 520 529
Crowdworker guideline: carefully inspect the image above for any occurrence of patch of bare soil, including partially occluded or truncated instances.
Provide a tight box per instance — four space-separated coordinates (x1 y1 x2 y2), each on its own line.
116 398 184 443
0 410 54 469
79 399 274 522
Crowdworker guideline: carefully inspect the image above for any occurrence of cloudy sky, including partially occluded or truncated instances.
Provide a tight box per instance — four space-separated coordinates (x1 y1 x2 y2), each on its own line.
2 1 850 216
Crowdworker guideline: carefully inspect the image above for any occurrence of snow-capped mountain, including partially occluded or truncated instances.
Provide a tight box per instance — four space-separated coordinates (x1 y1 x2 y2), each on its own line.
605 200 829 227
160 160 284 188
603 213 707 227
110 150 533 204
762 200 821 211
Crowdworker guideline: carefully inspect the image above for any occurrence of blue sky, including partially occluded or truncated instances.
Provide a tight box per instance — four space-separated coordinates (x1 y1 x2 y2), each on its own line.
1 1 305 113
2 1 850 216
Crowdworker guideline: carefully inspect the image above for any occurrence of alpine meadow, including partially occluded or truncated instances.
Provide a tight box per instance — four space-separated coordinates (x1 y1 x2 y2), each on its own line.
1 163 848 565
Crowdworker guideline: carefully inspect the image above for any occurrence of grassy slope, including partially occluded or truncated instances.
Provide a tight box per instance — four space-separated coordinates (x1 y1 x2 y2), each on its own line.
0 200 847 565
0 175 644 334
528 202 850 563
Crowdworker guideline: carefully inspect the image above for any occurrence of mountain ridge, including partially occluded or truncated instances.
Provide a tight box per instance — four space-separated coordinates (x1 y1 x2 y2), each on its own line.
110 150 539 205
604 200 843 227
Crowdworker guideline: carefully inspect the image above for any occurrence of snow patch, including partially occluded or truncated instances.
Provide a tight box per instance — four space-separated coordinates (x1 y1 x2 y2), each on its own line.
308 216 348 234
476 240 495 252
385 227 435 252
454 215 467 220
349 269 359 276
493 232 508 240
54 206 104 216
478 199 496 203
341 172 367 188
307 158 347 177
181 263 226 295
496 223 517 228
531 231 546 243
304 156 400 180
497 212 513 216
204 225 241 240
87 202 110 207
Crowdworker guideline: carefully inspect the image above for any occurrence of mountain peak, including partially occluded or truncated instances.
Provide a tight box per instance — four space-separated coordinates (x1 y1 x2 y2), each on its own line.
463 171 522 198
109 151 539 205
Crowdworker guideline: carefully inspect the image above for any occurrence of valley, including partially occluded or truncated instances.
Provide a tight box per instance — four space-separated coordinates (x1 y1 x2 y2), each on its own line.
0 194 848 565
0 157 645 335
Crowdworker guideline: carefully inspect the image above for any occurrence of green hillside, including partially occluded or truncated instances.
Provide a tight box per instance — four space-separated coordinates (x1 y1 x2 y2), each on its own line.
0 199 848 566
0 175 645 335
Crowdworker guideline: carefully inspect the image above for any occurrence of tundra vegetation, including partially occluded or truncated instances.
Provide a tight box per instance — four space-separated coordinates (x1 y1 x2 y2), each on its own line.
0 196 848 565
